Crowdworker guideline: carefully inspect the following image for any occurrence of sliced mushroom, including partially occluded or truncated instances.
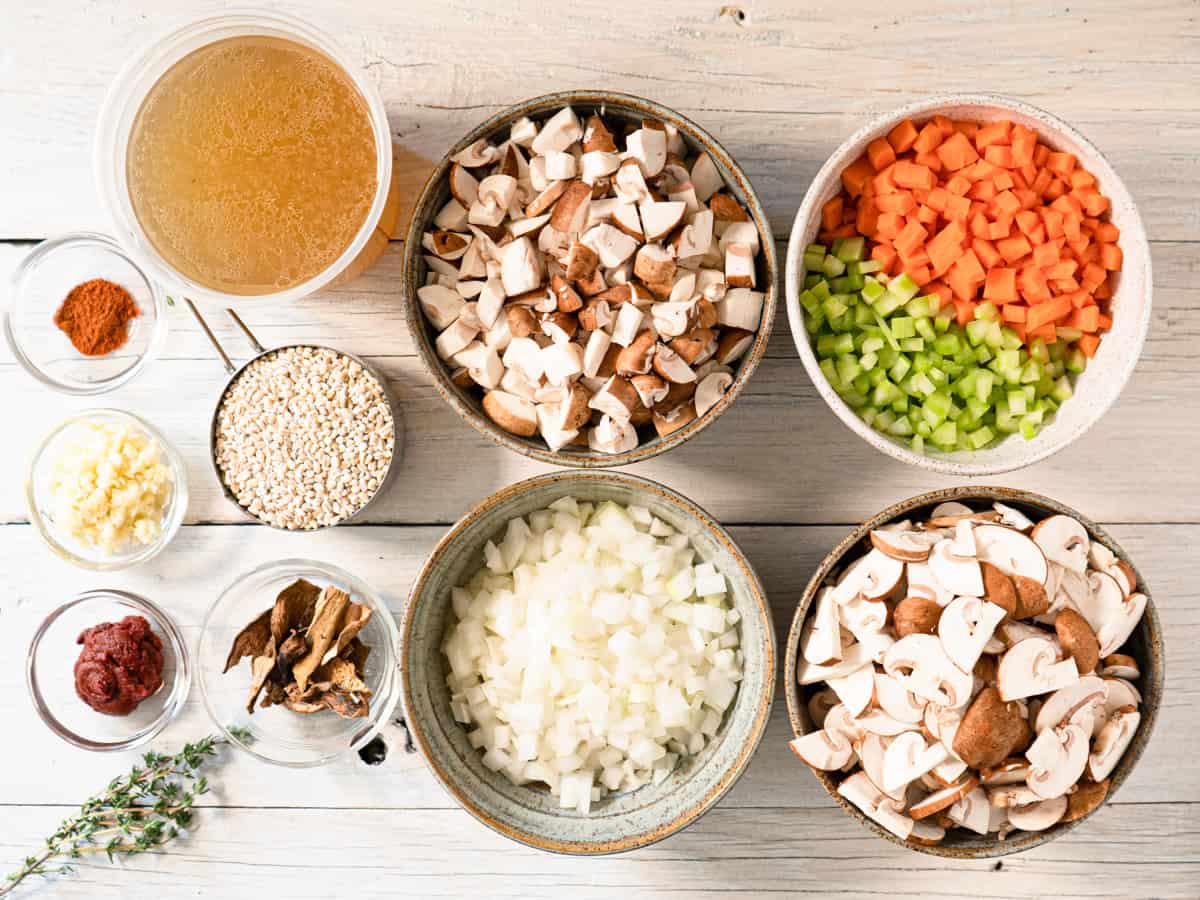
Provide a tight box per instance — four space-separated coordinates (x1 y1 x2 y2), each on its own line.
789 728 854 771
828 663 875 718
1099 654 1139 680
870 529 937 563
1034 675 1107 734
1006 795 1068 832
996 638 1080 702
530 106 582 156
625 127 667 178
715 287 765 332
587 414 637 454
909 775 979 820
1032 515 1090 574
947 786 992 835
929 538 985 597
548 180 593 233
974 524 1050 586
1089 708 1139 781
801 587 843 666
1025 722 1089 800
417 284 466 330
482 390 537 437
1062 778 1110 822
883 634 974 709
938 597 1007 674
694 370 733 418
652 345 697 384
448 162 480 208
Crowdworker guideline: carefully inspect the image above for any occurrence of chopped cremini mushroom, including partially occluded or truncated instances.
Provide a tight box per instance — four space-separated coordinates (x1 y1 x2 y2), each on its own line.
420 105 764 453
790 500 1147 845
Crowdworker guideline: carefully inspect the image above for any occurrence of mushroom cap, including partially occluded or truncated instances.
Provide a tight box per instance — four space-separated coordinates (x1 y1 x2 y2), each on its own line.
996 637 1080 702
1006 795 1068 832
1026 723 1090 799
974 524 1050 587
938 596 1007 675
789 729 854 771
1034 675 1107 734
883 634 974 709
1032 514 1090 574
870 528 938 563
929 539 985 597
1089 708 1140 781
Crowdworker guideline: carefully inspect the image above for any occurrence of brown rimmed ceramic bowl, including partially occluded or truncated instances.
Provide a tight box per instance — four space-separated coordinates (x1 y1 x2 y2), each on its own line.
783 485 1163 858
400 470 775 854
402 90 777 467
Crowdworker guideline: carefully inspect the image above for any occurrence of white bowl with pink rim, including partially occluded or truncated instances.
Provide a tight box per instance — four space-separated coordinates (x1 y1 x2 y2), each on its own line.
785 94 1152 476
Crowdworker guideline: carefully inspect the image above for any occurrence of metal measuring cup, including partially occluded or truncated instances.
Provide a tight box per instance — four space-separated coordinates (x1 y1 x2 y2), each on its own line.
187 300 404 530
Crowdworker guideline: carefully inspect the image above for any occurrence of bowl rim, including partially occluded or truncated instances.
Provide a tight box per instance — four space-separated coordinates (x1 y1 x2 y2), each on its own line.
26 588 192 751
782 485 1164 858
402 88 777 468
784 92 1153 475
400 468 777 854
24 407 189 571
3 231 168 396
92 8 394 308
196 556 402 768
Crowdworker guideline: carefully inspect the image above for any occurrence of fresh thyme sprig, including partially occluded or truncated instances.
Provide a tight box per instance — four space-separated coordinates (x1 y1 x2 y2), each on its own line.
1 729 248 897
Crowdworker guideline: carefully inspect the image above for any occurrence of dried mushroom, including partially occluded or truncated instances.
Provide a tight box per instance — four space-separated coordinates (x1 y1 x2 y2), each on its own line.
224 578 374 721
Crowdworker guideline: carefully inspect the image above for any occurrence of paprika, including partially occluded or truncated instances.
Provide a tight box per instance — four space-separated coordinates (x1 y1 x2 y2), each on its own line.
53 278 140 356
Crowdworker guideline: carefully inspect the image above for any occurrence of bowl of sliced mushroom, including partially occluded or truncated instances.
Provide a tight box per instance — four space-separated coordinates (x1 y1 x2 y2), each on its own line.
403 90 776 465
783 486 1162 857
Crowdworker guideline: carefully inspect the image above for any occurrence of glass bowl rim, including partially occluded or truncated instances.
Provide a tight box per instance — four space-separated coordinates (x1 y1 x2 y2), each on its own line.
26 588 192 752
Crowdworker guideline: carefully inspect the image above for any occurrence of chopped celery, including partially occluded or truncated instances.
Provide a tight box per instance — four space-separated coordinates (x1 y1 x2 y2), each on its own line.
833 236 866 262
974 302 999 322
861 279 887 304
890 317 916 339
822 254 846 277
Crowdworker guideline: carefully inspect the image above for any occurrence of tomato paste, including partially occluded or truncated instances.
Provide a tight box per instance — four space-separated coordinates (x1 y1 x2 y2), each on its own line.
74 615 164 716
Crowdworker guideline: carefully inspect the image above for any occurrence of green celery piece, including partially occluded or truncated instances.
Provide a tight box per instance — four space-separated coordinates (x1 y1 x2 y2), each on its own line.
804 273 823 290
900 337 925 352
1056 326 1083 343
965 320 990 347
804 250 827 273
852 373 872 395
1065 349 1087 374
853 304 875 327
862 407 877 427
862 336 885 355
1029 337 1049 364
840 388 868 408
889 356 912 383
874 292 908 316
915 419 933 438
859 259 884 274
837 355 862 383
806 243 828 255
1000 327 1024 351
911 352 932 373
909 433 926 453
973 345 993 364
995 407 1018 433
906 296 933 318
809 279 832 302
877 347 900 369
889 273 920 302
834 236 866 262
974 370 996 402
805 314 824 335
926 390 953 419
860 351 879 371
822 254 847 277
823 296 849 319
983 321 1005 348
974 301 999 322
888 415 914 436
873 379 902 407
816 335 840 357
833 333 855 355
1051 375 1073 403
830 276 854 293
1019 417 1040 440
1020 360 1042 384
891 394 910 414
927 366 947 385
1007 390 1028 415
890 316 916 339
931 421 958 447
874 409 897 431
933 333 960 356
819 358 840 388
914 317 936 341
996 349 1021 371
799 290 821 315
861 279 887 304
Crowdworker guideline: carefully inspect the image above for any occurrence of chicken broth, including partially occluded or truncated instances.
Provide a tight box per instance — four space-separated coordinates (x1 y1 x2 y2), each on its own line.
126 35 378 295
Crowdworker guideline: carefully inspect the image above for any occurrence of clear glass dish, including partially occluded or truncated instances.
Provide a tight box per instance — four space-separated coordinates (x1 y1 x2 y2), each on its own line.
93 10 394 308
27 590 191 751
3 232 166 394
198 559 401 767
25 409 189 570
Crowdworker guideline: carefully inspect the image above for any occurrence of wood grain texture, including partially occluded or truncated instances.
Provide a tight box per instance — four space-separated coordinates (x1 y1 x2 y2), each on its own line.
1 1 1197 897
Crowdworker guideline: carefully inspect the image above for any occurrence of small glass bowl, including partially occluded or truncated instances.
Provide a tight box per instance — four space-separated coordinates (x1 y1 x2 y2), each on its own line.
27 590 191 751
198 559 401 767
26 409 189 571
3 233 167 394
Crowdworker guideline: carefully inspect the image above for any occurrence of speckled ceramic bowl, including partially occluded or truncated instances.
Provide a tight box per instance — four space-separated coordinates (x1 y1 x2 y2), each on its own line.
403 90 777 467
786 95 1152 475
401 470 775 854
784 486 1163 857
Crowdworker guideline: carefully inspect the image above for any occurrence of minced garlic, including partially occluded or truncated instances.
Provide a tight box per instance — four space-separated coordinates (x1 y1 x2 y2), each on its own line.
48 422 173 554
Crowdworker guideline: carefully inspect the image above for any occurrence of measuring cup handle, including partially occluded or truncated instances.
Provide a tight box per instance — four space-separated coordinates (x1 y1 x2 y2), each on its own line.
185 299 236 374
225 309 266 355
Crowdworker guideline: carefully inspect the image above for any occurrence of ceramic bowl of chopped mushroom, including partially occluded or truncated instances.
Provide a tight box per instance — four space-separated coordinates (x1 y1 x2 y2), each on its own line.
783 486 1163 857
403 90 776 465
197 559 401 767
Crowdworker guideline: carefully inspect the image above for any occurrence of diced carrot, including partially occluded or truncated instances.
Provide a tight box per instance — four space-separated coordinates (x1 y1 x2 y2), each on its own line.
875 191 916 215
894 220 928 256
1059 290 1091 309
946 174 972 197
856 199 879 235
1070 169 1096 189
1034 143 1050 166
953 121 980 139
1069 306 1100 332
945 194 971 221
913 122 944 155
995 232 1034 265
871 242 897 271
968 179 998 202
936 131 980 171
841 157 874 197
932 115 955 137
872 164 897 196
1010 125 1037 166
924 280 952 305
954 249 986 283
1084 192 1110 216
993 171 1015 192
969 212 991 238
867 137 896 172
954 299 975 326
972 238 1002 269
1002 303 1027 323
875 212 905 240
992 190 1021 217
914 150 943 173
1078 333 1101 358
1032 242 1059 268
984 144 1014 168
989 217 1014 240
926 187 950 213
916 204 939 225
1100 243 1123 271
983 267 1018 302
1008 169 1030 191
1040 208 1065 239
1095 279 1114 301
898 246 931 269
1050 277 1080 293
888 119 920 154
1093 222 1120 243
1080 261 1107 291
1031 168 1054 197
894 160 936 190
1045 259 1078 280
1015 210 1040 237
975 120 1012 151
1046 151 1077 176
909 265 932 286
1044 178 1068 201
1019 162 1039 185
1030 323 1058 344
1063 214 1083 243
927 220 967 259
1019 265 1052 303
947 269 980 302
1026 296 1072 331
821 196 844 232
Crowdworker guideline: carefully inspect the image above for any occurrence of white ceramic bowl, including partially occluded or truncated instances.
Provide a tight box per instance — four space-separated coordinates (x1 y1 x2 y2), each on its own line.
785 94 1151 475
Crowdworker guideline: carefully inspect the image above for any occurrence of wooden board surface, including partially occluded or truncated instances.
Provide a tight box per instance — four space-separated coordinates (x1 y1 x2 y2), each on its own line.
1 1 1197 898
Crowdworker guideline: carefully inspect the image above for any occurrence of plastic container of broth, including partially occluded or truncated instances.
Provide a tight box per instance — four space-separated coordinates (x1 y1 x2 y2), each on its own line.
94 10 395 307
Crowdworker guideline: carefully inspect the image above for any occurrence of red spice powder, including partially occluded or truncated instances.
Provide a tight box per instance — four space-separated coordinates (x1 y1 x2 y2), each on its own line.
53 278 140 356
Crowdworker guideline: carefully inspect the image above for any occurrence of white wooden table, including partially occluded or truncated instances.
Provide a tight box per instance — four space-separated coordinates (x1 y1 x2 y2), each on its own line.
1 2 1198 897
